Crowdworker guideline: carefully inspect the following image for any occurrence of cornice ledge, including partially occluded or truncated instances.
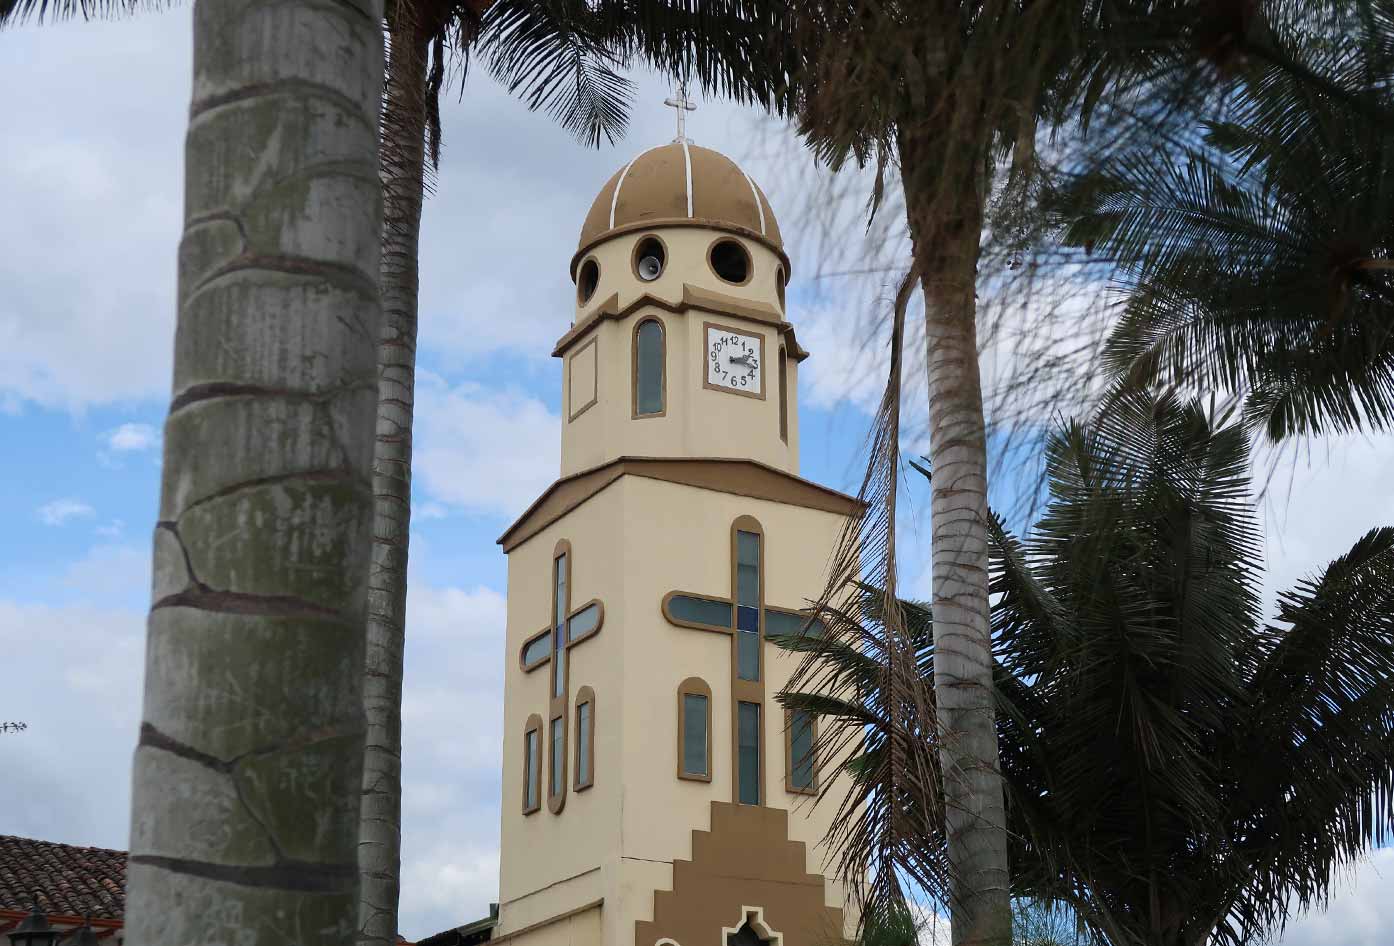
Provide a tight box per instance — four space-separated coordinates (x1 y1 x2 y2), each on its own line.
551 285 810 362
497 456 862 552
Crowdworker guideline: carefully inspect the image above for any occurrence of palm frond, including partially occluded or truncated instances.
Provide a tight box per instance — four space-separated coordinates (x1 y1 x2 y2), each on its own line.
0 0 166 26
479 0 635 149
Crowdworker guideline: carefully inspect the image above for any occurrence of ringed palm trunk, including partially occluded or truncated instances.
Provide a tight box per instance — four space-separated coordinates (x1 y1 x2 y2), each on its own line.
358 9 431 946
897 125 1012 946
125 0 384 940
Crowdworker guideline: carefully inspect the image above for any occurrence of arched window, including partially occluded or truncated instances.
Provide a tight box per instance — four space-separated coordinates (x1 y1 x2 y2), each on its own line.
633 318 666 417
522 714 543 814
677 677 712 782
777 346 788 443
575 686 596 791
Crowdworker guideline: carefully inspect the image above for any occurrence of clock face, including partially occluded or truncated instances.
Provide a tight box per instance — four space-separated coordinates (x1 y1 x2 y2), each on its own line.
705 324 764 397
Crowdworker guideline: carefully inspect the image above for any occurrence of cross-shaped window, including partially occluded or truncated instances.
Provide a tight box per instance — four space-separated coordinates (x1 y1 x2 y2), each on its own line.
517 539 605 814
661 517 823 806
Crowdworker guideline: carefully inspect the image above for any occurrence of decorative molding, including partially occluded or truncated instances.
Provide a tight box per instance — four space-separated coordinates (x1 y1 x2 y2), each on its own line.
498 457 862 552
554 283 808 364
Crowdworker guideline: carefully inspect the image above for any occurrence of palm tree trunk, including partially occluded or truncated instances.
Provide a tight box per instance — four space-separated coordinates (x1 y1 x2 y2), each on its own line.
125 0 383 941
358 10 431 946
898 126 1012 946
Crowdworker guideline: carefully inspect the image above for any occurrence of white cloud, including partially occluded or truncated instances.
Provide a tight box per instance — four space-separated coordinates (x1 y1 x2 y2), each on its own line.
0 14 185 412
36 498 96 526
413 373 561 521
416 502 450 522
0 597 146 850
1276 849 1394 946
103 423 160 452
396 579 508 938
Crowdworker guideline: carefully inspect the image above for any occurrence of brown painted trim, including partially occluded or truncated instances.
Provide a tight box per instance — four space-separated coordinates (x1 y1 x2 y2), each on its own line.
729 515 767 806
661 589 734 634
519 626 551 673
706 234 754 287
576 255 601 306
630 232 669 283
522 713 543 815
702 321 766 400
677 676 714 782
567 597 605 644
498 457 862 551
571 215 790 277
574 685 596 791
777 344 789 443
567 336 599 422
553 283 808 364
631 316 667 419
491 898 604 945
784 708 819 795
547 541 572 815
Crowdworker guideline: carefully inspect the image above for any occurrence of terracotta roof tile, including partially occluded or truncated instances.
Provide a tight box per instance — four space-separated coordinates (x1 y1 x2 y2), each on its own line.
0 835 126 919
0 836 417 942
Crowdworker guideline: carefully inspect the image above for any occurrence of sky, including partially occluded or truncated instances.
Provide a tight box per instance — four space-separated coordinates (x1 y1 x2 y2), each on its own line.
2 8 1394 944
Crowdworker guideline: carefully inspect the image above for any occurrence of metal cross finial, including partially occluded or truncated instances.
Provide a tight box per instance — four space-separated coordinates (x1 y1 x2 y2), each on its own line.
664 80 696 142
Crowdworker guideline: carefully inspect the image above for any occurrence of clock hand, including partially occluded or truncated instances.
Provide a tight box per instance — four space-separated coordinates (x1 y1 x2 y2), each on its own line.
728 354 753 366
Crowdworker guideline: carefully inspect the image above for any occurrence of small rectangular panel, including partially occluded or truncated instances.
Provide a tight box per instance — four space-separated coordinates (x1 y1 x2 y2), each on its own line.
550 716 564 797
567 336 599 421
576 701 592 786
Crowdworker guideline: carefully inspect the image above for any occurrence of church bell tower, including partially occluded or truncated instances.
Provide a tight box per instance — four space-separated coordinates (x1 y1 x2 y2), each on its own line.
488 130 859 946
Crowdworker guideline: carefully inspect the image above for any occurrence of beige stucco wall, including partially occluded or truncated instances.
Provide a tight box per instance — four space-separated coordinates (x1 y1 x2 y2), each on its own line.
559 226 801 478
496 471 855 944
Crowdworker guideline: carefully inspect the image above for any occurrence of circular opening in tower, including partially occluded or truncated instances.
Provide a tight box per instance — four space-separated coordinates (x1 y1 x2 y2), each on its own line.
633 236 666 282
709 239 752 285
577 258 600 305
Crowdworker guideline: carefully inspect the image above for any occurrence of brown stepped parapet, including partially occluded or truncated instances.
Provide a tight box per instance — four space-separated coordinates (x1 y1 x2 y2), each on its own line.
634 802 849 946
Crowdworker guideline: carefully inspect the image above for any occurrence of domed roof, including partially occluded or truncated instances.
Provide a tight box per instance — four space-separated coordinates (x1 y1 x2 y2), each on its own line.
575 142 785 274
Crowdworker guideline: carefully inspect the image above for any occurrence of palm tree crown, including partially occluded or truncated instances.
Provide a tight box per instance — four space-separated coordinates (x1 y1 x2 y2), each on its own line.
1053 11 1394 441
779 389 1394 946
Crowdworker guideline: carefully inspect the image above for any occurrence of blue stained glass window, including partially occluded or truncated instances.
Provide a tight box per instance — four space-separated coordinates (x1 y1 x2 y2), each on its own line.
521 632 550 667
668 594 733 628
736 530 761 682
790 710 815 790
636 320 665 415
568 602 600 641
682 693 709 777
738 701 761 805
765 610 823 639
577 701 592 786
550 716 564 797
524 728 539 810
553 554 567 698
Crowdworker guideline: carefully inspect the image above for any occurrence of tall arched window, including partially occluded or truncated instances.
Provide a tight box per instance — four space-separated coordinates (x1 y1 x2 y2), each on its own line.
677 677 712 782
778 346 788 443
633 317 666 417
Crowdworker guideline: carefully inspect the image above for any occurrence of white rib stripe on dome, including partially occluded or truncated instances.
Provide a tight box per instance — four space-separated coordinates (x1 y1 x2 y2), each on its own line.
680 140 694 217
609 146 658 229
739 168 767 236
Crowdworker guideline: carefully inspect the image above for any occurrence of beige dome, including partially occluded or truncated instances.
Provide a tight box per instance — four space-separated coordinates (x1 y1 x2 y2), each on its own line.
574 142 786 276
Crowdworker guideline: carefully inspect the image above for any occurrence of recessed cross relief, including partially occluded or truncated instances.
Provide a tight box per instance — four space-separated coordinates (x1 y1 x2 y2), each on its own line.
518 539 604 813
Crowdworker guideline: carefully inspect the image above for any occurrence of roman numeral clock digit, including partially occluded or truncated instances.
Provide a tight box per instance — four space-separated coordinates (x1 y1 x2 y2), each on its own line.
705 324 764 398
